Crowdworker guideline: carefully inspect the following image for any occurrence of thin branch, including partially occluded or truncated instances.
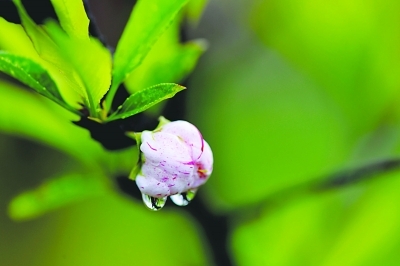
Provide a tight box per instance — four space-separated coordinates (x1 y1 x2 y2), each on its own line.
319 158 400 189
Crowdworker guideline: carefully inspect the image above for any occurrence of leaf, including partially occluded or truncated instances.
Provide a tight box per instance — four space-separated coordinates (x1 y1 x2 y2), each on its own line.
0 79 104 165
8 173 109 221
232 171 400 265
107 83 185 121
49 0 89 39
12 0 63 60
46 0 112 114
124 14 206 93
36 193 210 265
249 0 400 137
107 0 189 108
12 0 112 116
44 20 112 113
0 17 41 60
186 0 208 24
0 17 82 109
11 0 88 108
0 51 79 114
125 44 206 91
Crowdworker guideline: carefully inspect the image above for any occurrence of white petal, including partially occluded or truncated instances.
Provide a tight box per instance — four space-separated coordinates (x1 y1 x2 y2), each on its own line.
136 120 213 197
135 173 170 198
137 164 195 197
141 131 193 172
161 120 204 160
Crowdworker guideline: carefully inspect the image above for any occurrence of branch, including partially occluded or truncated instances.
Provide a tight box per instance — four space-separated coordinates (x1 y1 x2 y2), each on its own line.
319 158 400 189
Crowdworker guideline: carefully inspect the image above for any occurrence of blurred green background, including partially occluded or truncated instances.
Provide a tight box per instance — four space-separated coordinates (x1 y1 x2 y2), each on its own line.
2 0 400 265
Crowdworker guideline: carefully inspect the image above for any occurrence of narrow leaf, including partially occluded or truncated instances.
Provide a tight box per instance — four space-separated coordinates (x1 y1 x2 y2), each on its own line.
107 83 185 121
0 17 41 60
8 174 109 221
12 0 62 59
11 0 88 108
186 0 208 24
124 14 206 93
0 51 79 114
111 0 189 90
13 0 111 116
125 40 206 93
49 0 90 39
44 20 112 112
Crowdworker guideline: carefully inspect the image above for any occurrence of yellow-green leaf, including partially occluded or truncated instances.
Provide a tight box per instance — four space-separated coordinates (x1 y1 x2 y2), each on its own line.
11 0 87 107
49 0 89 39
44 20 112 112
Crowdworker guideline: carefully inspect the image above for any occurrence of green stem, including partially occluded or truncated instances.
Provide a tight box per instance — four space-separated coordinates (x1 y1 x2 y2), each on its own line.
86 92 100 119
103 82 119 115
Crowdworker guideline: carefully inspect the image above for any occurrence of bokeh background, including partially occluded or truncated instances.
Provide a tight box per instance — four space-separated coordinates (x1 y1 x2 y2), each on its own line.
2 0 400 265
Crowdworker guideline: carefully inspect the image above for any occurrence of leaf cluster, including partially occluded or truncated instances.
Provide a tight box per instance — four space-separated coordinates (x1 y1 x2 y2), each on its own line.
0 0 203 123
0 0 206 220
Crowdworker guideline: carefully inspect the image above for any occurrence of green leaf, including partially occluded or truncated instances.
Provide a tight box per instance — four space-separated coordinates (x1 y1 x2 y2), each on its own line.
11 0 88 108
0 51 79 114
106 0 189 110
186 0 208 24
44 20 112 115
113 0 189 84
8 173 109 221
124 15 206 93
12 0 64 60
0 79 104 165
249 0 400 137
12 0 112 117
35 193 210 265
0 17 81 109
107 83 185 121
232 171 400 266
49 0 89 39
0 17 41 60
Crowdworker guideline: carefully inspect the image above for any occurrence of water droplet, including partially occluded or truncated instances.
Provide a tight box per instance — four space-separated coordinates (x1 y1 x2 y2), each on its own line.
142 194 167 211
170 189 197 206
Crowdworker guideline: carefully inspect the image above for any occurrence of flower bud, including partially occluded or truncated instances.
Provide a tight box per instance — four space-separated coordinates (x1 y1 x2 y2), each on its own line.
135 120 213 201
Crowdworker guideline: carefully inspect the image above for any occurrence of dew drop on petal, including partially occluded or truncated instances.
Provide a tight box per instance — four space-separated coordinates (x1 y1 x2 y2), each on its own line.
170 189 197 206
142 193 167 211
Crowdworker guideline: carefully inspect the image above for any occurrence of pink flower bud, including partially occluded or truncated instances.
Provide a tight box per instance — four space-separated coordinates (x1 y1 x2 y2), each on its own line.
135 120 213 199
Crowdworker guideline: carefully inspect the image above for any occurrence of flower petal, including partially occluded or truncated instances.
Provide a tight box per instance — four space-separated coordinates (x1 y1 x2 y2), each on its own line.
139 162 195 196
192 140 213 189
135 120 213 198
135 173 170 197
161 120 204 160
141 130 193 171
